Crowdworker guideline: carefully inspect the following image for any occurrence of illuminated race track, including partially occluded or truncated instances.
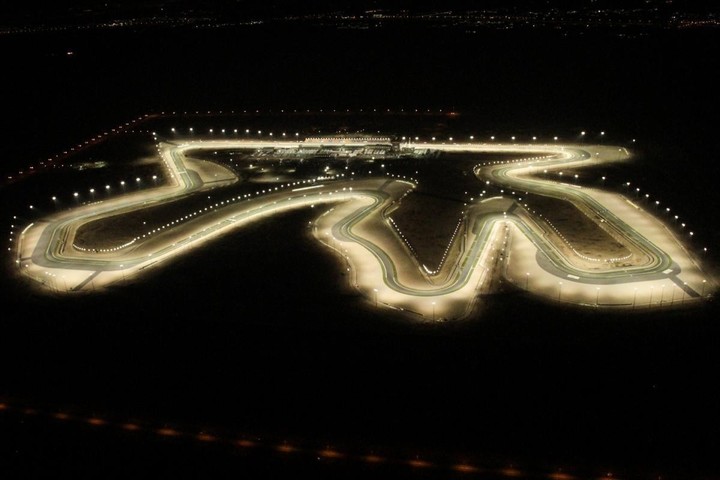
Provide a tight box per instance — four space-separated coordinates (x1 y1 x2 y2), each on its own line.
15 138 716 320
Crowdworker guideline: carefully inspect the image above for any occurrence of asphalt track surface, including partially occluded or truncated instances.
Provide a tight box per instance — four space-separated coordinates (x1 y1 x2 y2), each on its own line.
14 139 716 320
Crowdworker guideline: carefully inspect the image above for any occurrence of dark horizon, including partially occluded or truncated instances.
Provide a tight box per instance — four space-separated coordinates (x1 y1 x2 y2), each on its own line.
3 0 719 25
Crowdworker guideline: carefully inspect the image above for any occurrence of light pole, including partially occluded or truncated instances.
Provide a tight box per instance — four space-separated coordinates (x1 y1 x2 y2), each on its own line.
660 284 665 306
632 288 637 309
432 301 436 321
670 284 676 305
45 273 57 293
681 282 687 305
701 279 706 298
649 286 654 307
